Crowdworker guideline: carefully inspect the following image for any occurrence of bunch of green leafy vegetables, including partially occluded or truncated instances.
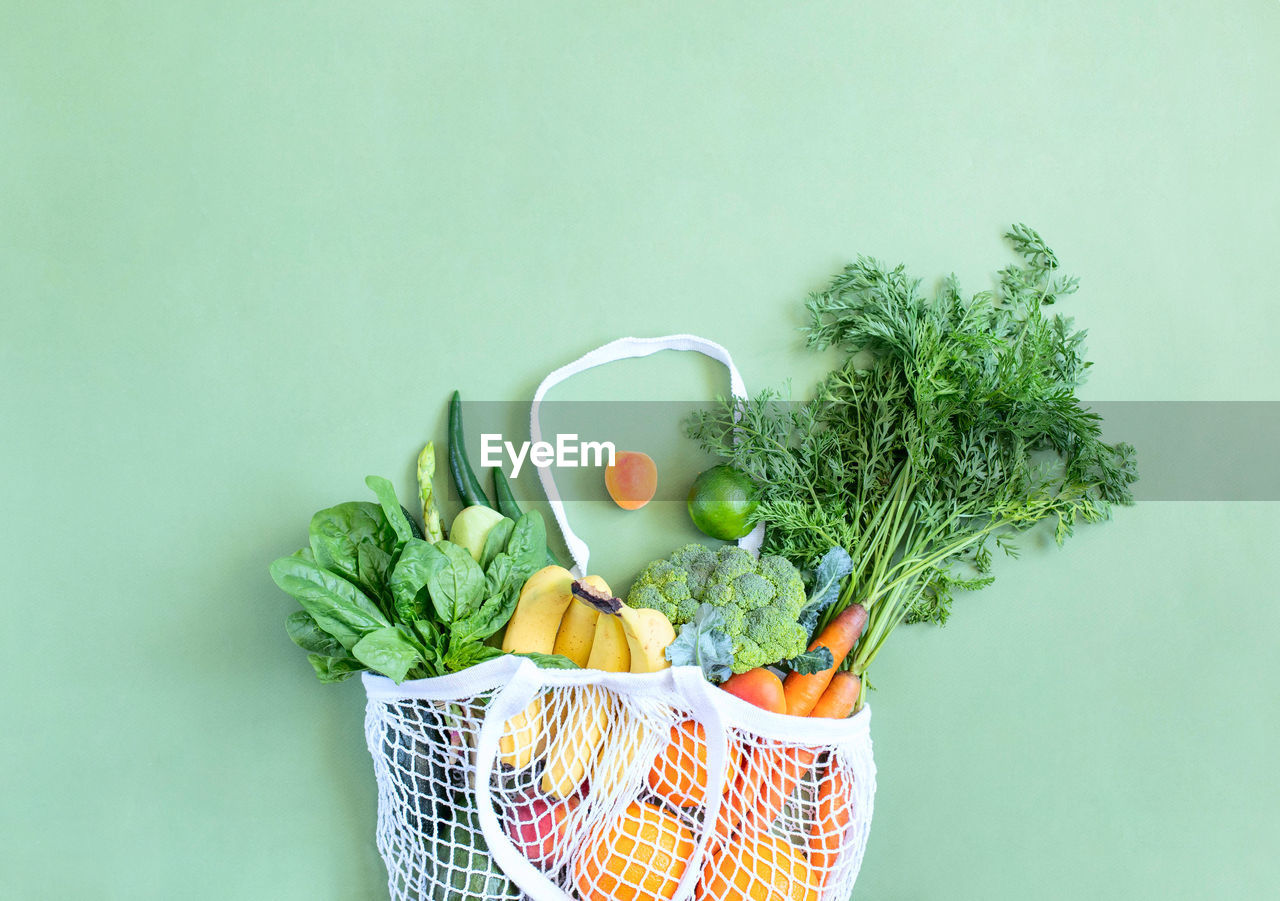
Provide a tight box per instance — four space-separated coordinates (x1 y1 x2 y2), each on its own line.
270 475 571 684
687 225 1137 688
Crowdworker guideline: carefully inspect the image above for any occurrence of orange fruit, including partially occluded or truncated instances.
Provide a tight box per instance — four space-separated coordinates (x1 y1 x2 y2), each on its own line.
605 451 658 510
810 761 851 876
575 800 694 901
697 830 819 901
647 720 744 809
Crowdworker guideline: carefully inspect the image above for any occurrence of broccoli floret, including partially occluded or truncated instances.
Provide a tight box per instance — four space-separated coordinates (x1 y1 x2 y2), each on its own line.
626 556 702 624
668 543 719 597
628 544 808 673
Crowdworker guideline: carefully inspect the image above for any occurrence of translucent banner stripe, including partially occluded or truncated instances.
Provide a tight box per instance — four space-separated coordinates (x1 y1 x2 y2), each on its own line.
435 401 1280 502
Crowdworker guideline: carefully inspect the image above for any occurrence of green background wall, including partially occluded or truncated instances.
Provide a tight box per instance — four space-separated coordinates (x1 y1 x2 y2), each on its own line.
4 2 1278 898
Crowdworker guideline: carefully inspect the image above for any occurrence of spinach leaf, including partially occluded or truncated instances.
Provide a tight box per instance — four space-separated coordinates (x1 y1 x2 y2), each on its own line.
356 542 395 607
291 546 316 563
479 518 515 570
365 475 416 547
425 540 486 625
450 588 519 646
413 619 446 675
285 610 345 656
308 654 367 683
443 641 503 673
270 555 390 649
443 551 524 644
352 626 425 683
413 618 443 644
309 502 395 585
504 511 547 583
484 553 517 600
516 652 580 670
390 539 447 624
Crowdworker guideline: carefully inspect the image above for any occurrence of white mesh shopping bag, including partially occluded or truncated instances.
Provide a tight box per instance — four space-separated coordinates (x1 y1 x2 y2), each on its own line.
363 336 877 901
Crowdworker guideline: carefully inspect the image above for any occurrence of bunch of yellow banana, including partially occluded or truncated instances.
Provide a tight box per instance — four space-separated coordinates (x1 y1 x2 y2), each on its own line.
540 580 676 798
495 566 624 771
495 564 676 796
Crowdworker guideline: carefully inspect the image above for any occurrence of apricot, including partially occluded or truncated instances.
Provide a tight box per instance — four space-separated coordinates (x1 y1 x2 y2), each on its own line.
605 451 658 510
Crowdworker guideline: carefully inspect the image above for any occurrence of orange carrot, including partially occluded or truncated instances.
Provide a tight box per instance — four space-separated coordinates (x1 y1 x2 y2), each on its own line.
809 672 862 719
736 744 818 839
783 604 868 716
801 675 861 873
809 756 852 879
720 668 786 713
713 665 859 849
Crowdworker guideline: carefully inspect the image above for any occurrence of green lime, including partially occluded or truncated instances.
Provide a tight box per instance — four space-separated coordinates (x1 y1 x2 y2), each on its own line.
687 464 760 540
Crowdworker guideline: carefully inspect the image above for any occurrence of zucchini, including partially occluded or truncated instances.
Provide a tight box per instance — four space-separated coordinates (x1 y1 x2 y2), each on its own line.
448 390 493 509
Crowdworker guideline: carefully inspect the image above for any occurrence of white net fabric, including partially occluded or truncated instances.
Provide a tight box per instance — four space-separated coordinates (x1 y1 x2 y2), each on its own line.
364 657 875 901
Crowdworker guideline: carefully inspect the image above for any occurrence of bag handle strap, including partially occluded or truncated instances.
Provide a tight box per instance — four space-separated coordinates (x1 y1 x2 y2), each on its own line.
472 658 574 901
530 334 764 577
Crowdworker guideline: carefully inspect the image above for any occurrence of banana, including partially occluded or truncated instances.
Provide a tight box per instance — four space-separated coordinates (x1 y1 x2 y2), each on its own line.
578 588 674 795
591 701 647 797
544 581 675 797
502 565 575 654
586 610 630 672
540 686 615 798
541 577 628 797
552 575 609 667
570 579 675 674
498 697 545 770
498 565 574 770
616 606 676 674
